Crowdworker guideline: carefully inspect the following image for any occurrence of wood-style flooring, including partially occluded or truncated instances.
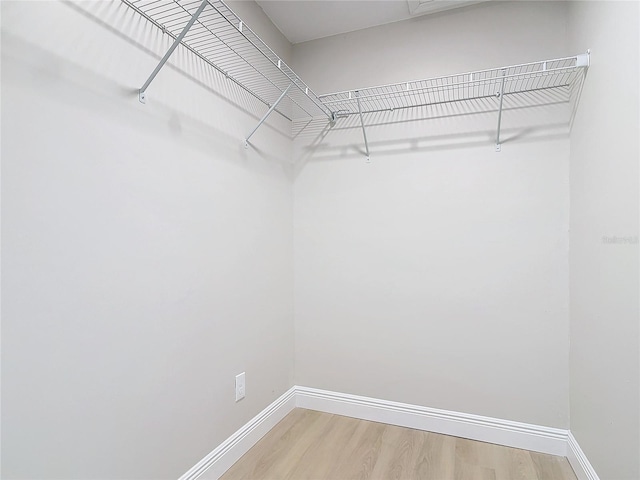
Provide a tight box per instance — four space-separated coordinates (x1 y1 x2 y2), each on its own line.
221 408 577 480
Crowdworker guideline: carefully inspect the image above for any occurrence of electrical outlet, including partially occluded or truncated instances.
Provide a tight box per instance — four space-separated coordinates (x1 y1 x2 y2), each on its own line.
235 372 245 402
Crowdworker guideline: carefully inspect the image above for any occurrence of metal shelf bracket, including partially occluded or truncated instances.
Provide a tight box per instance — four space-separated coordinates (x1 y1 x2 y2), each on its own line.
495 69 506 152
319 53 589 155
355 91 371 163
245 83 293 148
125 0 591 156
576 51 590 67
137 0 208 104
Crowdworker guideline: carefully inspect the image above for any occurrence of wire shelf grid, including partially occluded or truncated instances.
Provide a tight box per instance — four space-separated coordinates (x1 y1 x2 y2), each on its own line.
124 0 332 121
123 0 589 155
319 56 587 117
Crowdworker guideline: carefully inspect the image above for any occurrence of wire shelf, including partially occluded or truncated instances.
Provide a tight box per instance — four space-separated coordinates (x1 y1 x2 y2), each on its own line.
124 0 589 155
318 53 589 158
318 55 588 117
123 0 332 121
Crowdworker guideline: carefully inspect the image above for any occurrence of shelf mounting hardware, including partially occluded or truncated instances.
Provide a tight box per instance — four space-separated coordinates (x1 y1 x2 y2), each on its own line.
319 53 589 153
138 0 208 104
245 83 293 148
495 69 506 152
576 51 590 67
124 0 590 154
355 91 371 163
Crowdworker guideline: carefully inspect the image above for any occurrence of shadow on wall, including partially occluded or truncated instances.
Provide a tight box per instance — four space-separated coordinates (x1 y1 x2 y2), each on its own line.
36 1 294 162
22 1 581 173
292 85 574 177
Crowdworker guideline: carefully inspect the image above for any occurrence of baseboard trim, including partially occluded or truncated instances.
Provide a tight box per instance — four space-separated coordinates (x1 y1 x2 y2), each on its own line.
181 386 600 479
178 387 296 480
567 432 600 480
295 386 568 456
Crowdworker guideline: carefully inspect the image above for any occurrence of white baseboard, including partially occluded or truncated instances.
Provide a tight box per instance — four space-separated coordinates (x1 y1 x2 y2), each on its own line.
295 386 568 456
182 386 601 479
179 387 296 480
567 432 600 480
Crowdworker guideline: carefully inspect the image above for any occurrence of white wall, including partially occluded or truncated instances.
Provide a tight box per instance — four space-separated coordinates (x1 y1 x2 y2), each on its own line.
567 2 640 479
1 1 294 478
4 1 638 478
227 0 292 64
292 1 572 428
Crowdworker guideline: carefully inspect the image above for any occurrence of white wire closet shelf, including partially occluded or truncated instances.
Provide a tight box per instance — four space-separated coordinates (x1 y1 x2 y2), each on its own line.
320 56 589 117
320 53 590 159
123 0 332 145
124 0 589 155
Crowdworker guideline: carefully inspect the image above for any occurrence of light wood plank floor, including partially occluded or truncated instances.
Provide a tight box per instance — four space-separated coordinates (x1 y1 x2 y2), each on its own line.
221 408 577 480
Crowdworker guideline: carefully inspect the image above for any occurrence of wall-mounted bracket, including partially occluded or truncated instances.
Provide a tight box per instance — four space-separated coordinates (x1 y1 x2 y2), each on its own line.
320 54 589 155
137 0 208 104
355 91 371 163
495 69 506 152
576 51 590 67
329 111 337 126
244 83 293 148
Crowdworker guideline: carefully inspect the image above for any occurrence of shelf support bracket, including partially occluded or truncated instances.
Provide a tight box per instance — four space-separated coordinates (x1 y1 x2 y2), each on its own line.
245 83 293 148
495 69 506 152
355 91 370 163
138 0 208 104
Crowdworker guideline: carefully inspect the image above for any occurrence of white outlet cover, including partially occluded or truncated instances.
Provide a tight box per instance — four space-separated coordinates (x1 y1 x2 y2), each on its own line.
235 372 246 402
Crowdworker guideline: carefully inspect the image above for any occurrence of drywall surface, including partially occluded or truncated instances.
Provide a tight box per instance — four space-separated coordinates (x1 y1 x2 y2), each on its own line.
568 2 640 479
227 0 292 64
1 1 294 478
292 1 572 428
292 1 571 94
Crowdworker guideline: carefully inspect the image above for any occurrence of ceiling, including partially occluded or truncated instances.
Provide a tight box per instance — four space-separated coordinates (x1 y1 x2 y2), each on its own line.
255 0 486 44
